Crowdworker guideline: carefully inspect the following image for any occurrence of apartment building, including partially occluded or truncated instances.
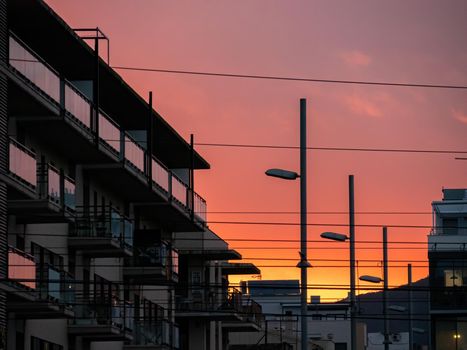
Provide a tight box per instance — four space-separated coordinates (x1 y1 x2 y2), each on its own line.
428 188 467 350
0 0 262 349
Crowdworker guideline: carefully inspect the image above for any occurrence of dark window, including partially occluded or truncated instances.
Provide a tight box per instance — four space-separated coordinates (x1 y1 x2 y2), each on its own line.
30 336 63 350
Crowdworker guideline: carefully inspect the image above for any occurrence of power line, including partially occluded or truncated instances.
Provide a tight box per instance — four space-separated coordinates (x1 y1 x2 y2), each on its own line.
111 65 467 90
194 142 467 155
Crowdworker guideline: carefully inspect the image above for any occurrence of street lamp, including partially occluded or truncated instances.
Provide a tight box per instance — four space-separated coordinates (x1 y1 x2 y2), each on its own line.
319 175 357 350
264 98 308 350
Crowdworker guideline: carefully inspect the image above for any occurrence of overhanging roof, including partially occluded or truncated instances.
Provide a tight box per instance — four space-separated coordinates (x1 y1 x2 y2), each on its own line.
8 0 209 169
221 262 261 275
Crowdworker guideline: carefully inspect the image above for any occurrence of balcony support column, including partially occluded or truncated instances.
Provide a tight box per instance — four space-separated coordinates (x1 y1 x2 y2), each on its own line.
146 91 153 186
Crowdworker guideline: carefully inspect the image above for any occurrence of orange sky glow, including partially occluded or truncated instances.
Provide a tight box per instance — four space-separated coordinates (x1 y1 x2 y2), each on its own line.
46 0 467 300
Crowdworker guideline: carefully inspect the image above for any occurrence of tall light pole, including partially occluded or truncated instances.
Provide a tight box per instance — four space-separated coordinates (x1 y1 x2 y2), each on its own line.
359 226 390 350
408 263 413 350
265 98 309 350
320 175 357 350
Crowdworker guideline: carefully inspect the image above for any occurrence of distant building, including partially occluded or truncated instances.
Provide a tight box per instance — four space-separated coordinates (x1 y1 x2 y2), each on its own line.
428 188 467 350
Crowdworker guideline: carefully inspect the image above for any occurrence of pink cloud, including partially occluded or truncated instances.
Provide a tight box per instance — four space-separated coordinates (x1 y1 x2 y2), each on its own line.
345 95 383 118
340 50 372 67
452 109 467 124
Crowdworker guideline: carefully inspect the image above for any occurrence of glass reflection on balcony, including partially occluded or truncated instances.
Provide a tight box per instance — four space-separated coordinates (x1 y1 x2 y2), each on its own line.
64 177 76 210
171 175 187 207
9 36 60 102
9 140 37 188
64 82 91 128
47 165 60 203
124 135 145 172
99 113 120 153
152 157 169 192
8 246 36 289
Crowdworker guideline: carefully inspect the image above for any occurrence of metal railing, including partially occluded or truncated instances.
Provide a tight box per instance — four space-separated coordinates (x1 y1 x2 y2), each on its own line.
9 139 37 189
430 227 467 236
194 192 207 222
73 298 131 328
70 206 133 249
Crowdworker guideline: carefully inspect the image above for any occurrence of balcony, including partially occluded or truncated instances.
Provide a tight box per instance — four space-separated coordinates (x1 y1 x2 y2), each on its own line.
124 320 177 350
5 138 37 198
8 33 207 230
124 243 178 284
222 296 264 332
68 206 133 257
7 156 76 222
3 246 75 319
176 287 247 322
68 299 133 341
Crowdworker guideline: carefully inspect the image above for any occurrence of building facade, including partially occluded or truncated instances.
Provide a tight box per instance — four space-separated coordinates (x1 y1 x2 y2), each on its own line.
428 188 467 350
0 1 262 349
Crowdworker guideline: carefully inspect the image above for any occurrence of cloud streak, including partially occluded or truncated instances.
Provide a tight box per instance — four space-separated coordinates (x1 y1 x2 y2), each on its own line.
340 50 372 67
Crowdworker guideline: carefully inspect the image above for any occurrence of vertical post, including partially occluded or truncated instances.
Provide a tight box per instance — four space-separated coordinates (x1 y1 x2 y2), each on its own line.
383 226 389 350
147 91 153 186
299 98 308 350
190 134 195 221
94 35 100 145
349 175 357 350
408 263 413 350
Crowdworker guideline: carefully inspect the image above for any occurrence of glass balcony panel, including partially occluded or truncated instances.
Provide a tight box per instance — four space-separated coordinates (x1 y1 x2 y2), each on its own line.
47 266 61 300
174 324 180 349
110 209 122 240
63 273 76 306
111 299 123 327
8 247 36 289
48 165 60 203
125 302 134 330
99 113 120 153
171 176 187 206
9 36 60 102
124 135 145 172
9 141 37 188
194 192 207 222
152 157 169 192
135 243 167 267
123 219 134 248
133 320 162 345
162 320 170 345
64 82 91 128
64 177 76 210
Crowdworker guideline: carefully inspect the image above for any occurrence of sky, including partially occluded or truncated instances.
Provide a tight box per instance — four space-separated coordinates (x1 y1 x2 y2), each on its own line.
46 0 467 300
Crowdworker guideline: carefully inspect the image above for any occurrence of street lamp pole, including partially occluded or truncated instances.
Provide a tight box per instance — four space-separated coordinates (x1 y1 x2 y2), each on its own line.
383 226 389 350
349 175 357 350
299 98 308 350
408 263 413 350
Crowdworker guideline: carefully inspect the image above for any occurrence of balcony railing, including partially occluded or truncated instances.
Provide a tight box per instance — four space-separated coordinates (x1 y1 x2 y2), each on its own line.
71 206 133 249
124 134 145 173
8 246 36 289
152 156 170 193
132 243 178 274
194 192 207 222
99 112 120 154
9 33 207 224
64 176 76 211
430 227 467 236
37 264 75 306
64 81 92 128
172 175 188 207
73 298 132 329
9 35 60 102
9 139 37 189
